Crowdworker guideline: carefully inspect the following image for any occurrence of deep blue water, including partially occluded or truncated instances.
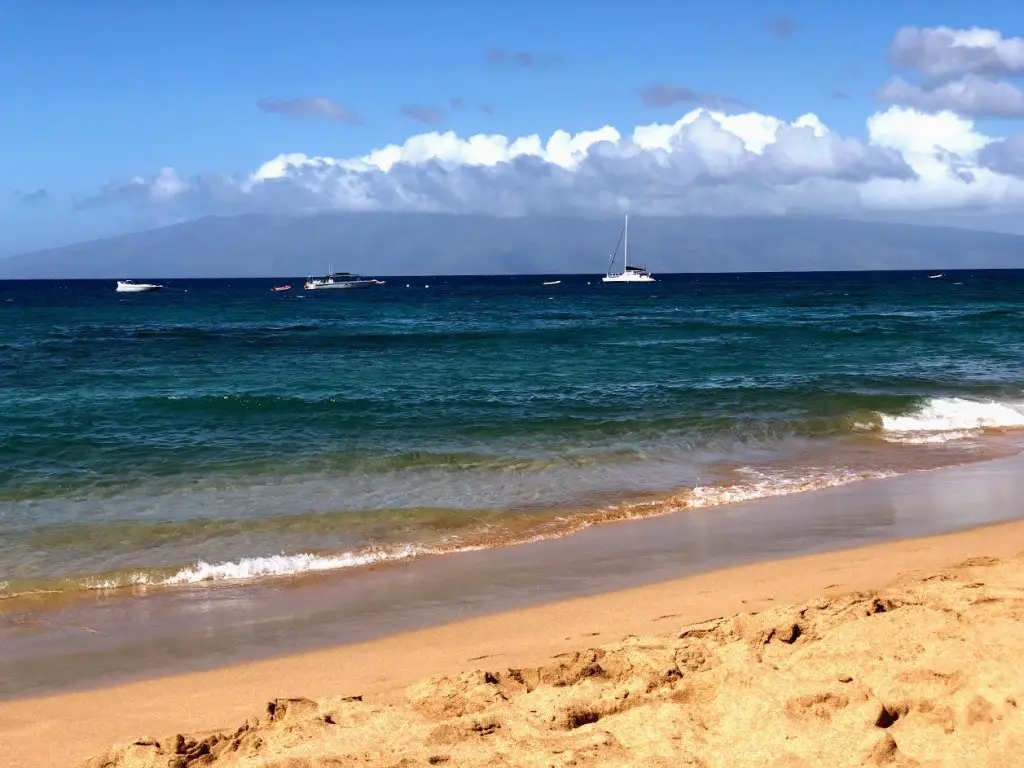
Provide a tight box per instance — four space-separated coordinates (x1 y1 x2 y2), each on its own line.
2 271 1023 594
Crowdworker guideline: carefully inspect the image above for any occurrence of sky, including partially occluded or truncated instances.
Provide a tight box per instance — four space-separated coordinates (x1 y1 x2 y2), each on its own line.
5 0 1024 255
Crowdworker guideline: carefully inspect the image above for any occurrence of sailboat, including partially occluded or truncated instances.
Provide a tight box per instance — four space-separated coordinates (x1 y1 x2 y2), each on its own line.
601 214 655 283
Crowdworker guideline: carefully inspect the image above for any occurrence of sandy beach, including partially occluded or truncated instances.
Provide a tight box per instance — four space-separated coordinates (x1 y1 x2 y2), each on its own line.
0 519 1021 767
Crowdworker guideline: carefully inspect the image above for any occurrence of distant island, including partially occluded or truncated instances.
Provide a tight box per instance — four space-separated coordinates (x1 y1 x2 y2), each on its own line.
2 212 1023 279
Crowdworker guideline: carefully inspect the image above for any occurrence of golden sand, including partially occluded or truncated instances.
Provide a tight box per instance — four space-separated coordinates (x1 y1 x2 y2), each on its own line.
2 521 1022 767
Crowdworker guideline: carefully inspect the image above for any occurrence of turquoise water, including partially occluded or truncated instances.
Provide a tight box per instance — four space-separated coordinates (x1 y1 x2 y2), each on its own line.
2 271 1024 597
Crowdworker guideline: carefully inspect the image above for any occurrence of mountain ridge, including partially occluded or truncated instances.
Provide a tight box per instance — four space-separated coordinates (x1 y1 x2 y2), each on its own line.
2 212 1023 279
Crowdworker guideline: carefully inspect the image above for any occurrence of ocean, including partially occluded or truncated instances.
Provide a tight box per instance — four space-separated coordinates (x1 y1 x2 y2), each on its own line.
3 271 1024 605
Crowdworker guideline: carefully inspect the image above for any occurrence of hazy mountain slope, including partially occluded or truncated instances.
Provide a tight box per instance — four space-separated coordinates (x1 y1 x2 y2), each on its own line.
2 212 1023 278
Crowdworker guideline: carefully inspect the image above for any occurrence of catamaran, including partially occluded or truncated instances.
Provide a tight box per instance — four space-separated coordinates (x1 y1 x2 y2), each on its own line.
303 269 386 291
115 280 164 293
601 214 655 283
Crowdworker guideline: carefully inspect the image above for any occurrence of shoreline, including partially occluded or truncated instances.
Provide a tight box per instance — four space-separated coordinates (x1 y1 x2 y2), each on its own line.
3 450 1024 702
3 518 1023 767
3 432 1020 606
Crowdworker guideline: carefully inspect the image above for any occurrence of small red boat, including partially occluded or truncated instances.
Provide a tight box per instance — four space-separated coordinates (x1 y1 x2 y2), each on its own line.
271 284 292 292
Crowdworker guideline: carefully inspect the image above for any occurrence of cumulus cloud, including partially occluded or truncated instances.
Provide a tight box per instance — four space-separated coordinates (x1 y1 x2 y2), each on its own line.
639 83 746 110
68 22 1024 228
877 74 1024 118
402 105 445 125
256 97 362 125
767 17 795 38
856 107 1024 212
78 167 189 210
78 108 925 219
485 46 562 68
888 26 1024 79
880 27 1024 118
78 100 1024 219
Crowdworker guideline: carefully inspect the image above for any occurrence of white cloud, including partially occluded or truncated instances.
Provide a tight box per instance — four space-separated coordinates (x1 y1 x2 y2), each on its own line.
78 167 188 209
882 27 1024 118
888 26 1024 79
81 108 921 218
77 102 1024 220
861 107 1024 212
877 74 1024 118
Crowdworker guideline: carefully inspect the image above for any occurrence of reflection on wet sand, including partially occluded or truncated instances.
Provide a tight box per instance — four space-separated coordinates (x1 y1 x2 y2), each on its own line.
2 452 1023 700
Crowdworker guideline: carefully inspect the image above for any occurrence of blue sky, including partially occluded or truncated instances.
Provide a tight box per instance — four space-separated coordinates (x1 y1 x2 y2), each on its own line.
5 0 1024 255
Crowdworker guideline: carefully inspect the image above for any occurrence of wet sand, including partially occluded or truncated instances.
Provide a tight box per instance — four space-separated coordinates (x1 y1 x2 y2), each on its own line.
3 452 1023 699
0 456 1022 766
81 526 1024 768
3 521 1023 767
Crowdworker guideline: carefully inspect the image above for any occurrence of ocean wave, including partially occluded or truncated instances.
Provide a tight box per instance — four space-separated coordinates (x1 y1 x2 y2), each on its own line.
27 465 901 593
878 396 1024 444
163 546 427 585
590 466 897 523
76 545 430 590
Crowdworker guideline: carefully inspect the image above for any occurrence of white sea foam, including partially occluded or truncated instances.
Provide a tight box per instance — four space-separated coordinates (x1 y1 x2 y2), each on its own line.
81 572 160 590
157 468 898 588
685 467 896 509
879 397 1024 444
69 464 938 593
76 545 431 590
161 545 427 586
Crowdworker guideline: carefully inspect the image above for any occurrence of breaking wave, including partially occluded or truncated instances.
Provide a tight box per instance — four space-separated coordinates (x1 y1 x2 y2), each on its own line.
30 465 898 593
878 397 1024 444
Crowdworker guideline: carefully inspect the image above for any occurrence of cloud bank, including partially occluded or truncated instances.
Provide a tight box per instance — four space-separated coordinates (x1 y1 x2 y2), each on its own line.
76 26 1024 223
79 108 924 217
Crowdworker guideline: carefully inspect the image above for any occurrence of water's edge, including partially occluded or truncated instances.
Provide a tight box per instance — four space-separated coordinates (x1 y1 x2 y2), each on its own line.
3 451 1022 701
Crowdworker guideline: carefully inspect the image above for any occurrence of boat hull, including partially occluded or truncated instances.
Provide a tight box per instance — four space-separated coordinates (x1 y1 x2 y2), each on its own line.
115 282 163 293
304 280 378 290
601 273 655 283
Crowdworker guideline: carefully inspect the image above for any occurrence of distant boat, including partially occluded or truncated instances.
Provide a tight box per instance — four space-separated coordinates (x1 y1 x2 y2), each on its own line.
601 214 655 283
543 280 562 286
304 268 385 291
271 284 292 292
115 280 163 293
929 274 944 279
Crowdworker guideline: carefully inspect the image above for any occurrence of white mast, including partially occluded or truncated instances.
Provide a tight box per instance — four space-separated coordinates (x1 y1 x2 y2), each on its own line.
624 214 629 274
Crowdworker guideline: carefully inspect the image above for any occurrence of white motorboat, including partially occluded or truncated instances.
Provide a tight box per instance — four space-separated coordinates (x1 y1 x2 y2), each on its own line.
601 214 655 283
115 280 164 293
304 270 385 291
